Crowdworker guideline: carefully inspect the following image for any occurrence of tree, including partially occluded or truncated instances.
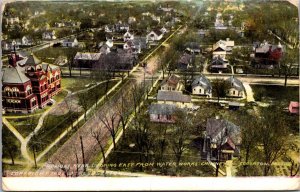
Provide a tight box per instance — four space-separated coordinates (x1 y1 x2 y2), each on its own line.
116 89 132 138
65 48 78 77
169 109 192 174
78 92 89 121
258 106 290 176
212 78 230 102
280 49 298 87
2 128 18 165
98 102 121 151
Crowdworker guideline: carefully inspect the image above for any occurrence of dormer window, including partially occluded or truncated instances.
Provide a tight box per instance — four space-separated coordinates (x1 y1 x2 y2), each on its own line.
26 85 32 95
12 87 20 97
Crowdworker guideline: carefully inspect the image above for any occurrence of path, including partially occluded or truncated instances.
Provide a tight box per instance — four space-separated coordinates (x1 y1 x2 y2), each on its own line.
243 82 255 102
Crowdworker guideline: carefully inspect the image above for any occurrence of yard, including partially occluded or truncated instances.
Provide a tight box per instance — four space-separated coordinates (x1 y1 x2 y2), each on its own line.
2 125 23 163
8 114 41 138
34 47 81 63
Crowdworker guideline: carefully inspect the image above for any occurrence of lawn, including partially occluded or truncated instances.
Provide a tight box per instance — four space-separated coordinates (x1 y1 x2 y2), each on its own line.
61 77 102 92
34 47 80 63
27 111 81 155
251 85 299 103
2 125 23 162
8 114 41 138
104 101 217 177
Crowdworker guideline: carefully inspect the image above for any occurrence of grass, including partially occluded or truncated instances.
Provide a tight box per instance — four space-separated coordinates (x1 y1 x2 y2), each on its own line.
2 125 23 162
52 89 69 103
61 77 99 92
8 115 41 138
251 85 299 103
28 111 81 155
35 47 80 63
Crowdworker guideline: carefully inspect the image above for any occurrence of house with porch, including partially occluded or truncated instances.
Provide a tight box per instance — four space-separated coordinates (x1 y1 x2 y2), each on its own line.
146 29 163 42
160 74 183 92
157 90 192 108
192 74 212 98
212 38 235 59
202 117 241 161
225 76 245 98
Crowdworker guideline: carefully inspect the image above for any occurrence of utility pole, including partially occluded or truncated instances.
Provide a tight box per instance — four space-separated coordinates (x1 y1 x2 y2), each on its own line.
32 145 37 169
80 136 86 173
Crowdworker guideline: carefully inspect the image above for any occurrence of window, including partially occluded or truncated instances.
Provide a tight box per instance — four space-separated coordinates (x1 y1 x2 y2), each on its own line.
157 114 160 119
233 90 235 95
26 85 32 95
12 87 20 97
4 87 12 96
199 89 202 93
167 115 171 120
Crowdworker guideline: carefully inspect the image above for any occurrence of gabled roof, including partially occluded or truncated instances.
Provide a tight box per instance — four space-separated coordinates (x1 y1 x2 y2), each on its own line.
63 38 77 43
74 52 101 60
206 118 241 145
192 74 212 91
149 103 177 115
2 65 30 84
211 56 228 65
157 90 191 103
161 74 180 87
24 54 42 66
178 53 193 65
226 76 245 91
151 29 163 36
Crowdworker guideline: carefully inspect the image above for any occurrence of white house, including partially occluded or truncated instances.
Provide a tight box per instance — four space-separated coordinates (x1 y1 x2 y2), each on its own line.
226 76 245 98
128 17 136 24
192 74 212 98
146 29 163 42
62 38 78 47
42 30 56 40
160 27 169 34
6 17 19 25
21 36 34 46
157 90 192 109
212 38 235 59
123 31 134 42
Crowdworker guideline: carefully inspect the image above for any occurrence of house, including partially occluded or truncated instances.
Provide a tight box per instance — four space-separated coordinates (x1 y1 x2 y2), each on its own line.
149 103 177 123
21 36 34 46
73 52 102 68
99 40 114 54
212 38 235 59
157 90 192 108
62 38 78 47
95 49 137 70
210 56 229 73
192 74 212 97
1 40 20 51
177 53 194 70
160 74 183 91
128 17 136 24
146 29 163 42
202 117 241 161
6 16 20 25
105 25 115 33
253 41 283 67
185 42 201 54
160 27 169 34
289 101 299 115
214 13 227 30
42 30 56 40
225 76 245 98
123 31 134 42
2 52 61 113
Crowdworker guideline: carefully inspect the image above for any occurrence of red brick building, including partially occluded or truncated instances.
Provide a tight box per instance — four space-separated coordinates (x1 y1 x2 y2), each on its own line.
2 52 62 113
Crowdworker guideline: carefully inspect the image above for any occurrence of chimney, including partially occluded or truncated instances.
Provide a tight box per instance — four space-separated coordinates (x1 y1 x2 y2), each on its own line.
226 38 230 42
215 115 220 120
8 52 17 67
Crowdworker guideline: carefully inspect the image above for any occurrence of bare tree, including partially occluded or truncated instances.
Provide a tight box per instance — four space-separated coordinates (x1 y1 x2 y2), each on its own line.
169 109 192 174
98 103 121 151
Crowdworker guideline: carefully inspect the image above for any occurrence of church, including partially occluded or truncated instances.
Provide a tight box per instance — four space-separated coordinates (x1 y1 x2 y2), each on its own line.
2 51 62 113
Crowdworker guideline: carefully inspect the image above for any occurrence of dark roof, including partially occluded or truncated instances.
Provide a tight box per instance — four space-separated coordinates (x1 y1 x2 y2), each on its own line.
206 118 241 145
148 103 177 115
24 54 42 66
161 74 180 87
178 53 193 65
152 29 163 36
63 38 77 43
226 76 245 91
192 74 212 91
2 66 30 84
211 56 228 65
157 90 191 103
